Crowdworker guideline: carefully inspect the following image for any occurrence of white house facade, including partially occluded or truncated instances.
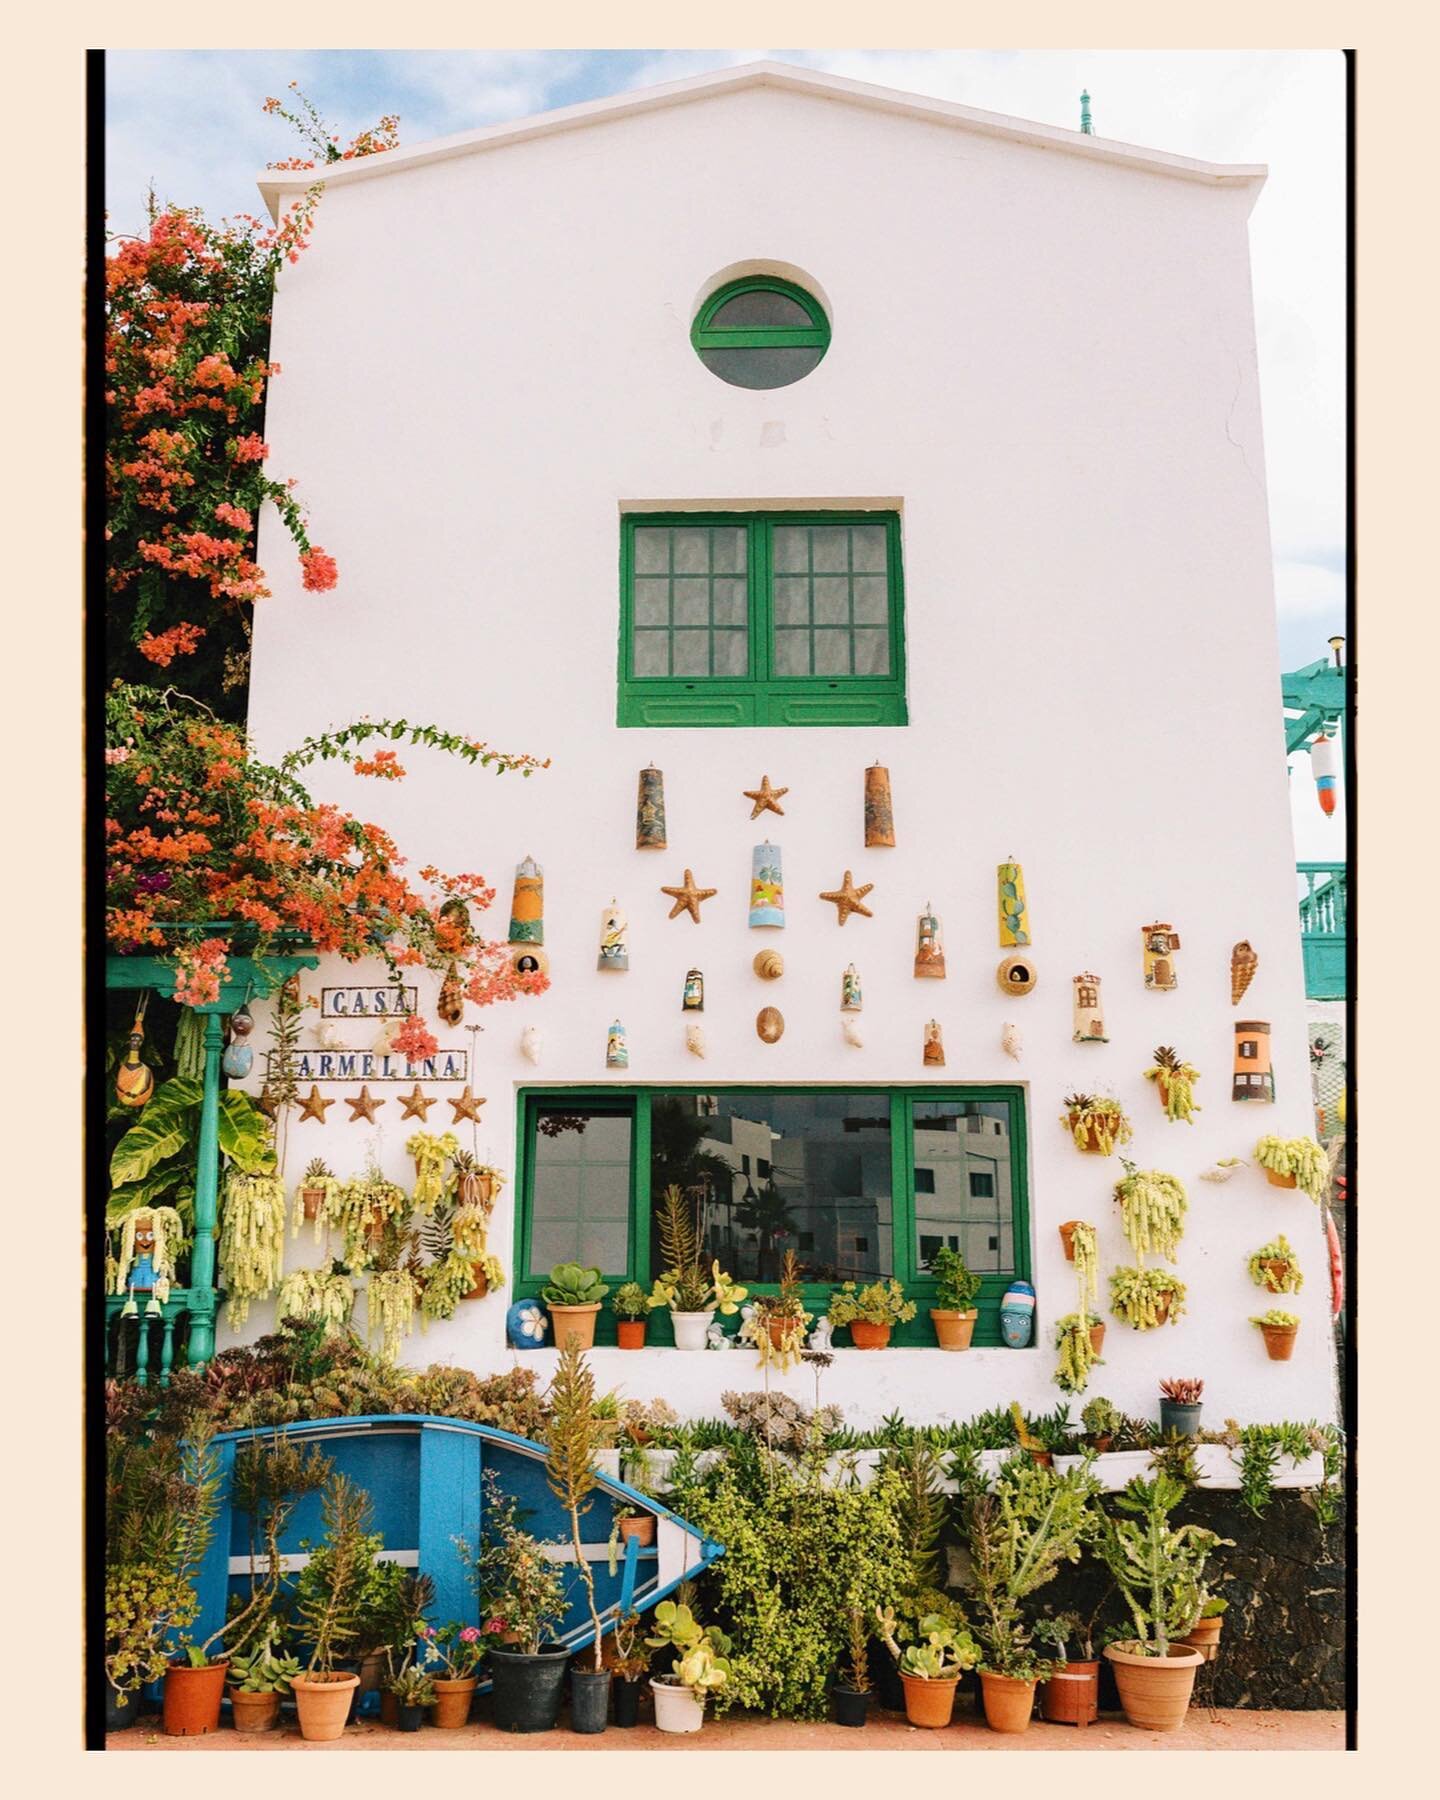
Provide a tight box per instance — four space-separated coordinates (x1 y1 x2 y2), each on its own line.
238 63 1335 1428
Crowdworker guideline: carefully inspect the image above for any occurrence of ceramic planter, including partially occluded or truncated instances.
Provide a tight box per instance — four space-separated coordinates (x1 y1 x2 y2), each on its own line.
613 1679 642 1727
547 1302 601 1351
1182 1617 1223 1662
651 1678 705 1733
1040 1661 1099 1727
1069 1112 1122 1153
930 1308 977 1350
465 1267 490 1300
618 1514 655 1548
163 1658 229 1737
1104 1643 1203 1731
616 1319 647 1349
291 1671 359 1742
570 1666 612 1735
227 1687 281 1733
831 1684 871 1728
1260 1321 1299 1360
671 1309 714 1351
380 1690 399 1728
430 1675 477 1729
1088 1320 1107 1355
1159 1400 1203 1438
979 1671 1037 1733
1265 1168 1298 1189
301 1185 325 1221
1059 1221 1084 1261
850 1320 892 1350
490 1646 569 1733
899 1671 958 1728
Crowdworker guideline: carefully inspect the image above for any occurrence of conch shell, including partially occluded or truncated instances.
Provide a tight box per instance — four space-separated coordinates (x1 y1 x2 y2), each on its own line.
753 949 784 980
685 1020 707 1059
1230 941 1258 1006
437 960 465 1026
756 1006 784 1044
1002 1022 1022 1061
841 1016 863 1048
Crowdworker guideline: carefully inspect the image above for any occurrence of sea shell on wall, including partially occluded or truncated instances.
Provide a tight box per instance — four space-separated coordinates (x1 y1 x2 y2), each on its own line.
842 1015 863 1048
753 949 784 980
685 1020 707 1059
1230 940 1259 1005
997 955 1037 997
437 960 466 1026
520 1024 542 1065
1199 1158 1248 1183
1002 1022 1023 1061
756 1006 785 1044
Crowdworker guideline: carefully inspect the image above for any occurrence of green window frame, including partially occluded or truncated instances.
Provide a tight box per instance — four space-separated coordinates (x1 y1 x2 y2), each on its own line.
690 275 831 391
513 1085 1030 1347
618 511 908 728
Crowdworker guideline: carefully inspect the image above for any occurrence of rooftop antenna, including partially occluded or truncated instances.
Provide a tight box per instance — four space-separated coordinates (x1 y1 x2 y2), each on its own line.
1080 90 1094 135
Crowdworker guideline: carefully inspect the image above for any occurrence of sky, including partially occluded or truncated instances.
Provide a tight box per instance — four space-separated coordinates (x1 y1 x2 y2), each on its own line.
104 47 1348 860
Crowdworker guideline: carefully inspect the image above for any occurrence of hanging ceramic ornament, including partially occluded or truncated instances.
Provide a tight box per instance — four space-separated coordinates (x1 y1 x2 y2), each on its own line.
999 1280 1037 1348
115 993 155 1108
841 1015 864 1049
997 955 1038 997
1141 923 1181 991
864 764 896 847
682 968 705 1012
606 1020 629 1069
743 775 787 819
635 766 668 849
923 1020 946 1067
685 1020 707 1059
997 862 1030 947
437 960 465 1026
597 901 629 972
438 895 474 947
1072 973 1108 1043
757 1006 785 1044
1310 732 1339 816
511 946 549 979
1232 1021 1275 1102
1002 1022 1023 1061
841 964 862 1011
753 949 784 981
748 842 785 928
914 904 946 978
520 1024 542 1066
221 999 254 1076
1230 940 1259 1006
508 856 544 944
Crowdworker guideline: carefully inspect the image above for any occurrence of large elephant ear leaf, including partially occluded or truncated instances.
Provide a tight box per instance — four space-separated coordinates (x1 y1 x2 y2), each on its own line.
218 1091 277 1173
108 1077 202 1186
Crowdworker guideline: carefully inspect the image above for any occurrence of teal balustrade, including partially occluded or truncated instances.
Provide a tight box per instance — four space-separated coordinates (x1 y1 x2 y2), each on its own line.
1298 863 1347 1000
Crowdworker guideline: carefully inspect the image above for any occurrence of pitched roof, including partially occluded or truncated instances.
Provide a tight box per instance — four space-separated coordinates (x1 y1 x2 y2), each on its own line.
256 59 1267 219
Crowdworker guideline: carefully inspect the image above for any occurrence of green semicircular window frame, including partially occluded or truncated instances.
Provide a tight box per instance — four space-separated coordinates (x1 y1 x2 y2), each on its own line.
691 276 831 390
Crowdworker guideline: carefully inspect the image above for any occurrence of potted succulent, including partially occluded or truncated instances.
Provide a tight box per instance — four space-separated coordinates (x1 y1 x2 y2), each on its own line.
875 1605 979 1728
648 1184 747 1350
1181 1597 1228 1662
330 1167 408 1266
645 1600 733 1734
1093 1473 1232 1731
1081 1397 1123 1453
541 1262 610 1350
827 1278 916 1349
1113 1162 1188 1262
743 1248 813 1367
1110 1266 1187 1331
406 1129 459 1214
544 1342 614 1735
1251 1309 1301 1360
226 1623 301 1733
1054 1314 1105 1395
1158 1377 1204 1438
1248 1235 1304 1295
615 1455 657 1547
609 1613 649 1728
417 1621 485 1727
927 1245 981 1349
831 1606 874 1728
106 1564 197 1732
1061 1093 1133 1156
1253 1134 1329 1200
294 1156 340 1236
1144 1046 1202 1123
290 1473 374 1741
611 1281 654 1349
1034 1610 1101 1727
471 1475 570 1732
386 1663 437 1732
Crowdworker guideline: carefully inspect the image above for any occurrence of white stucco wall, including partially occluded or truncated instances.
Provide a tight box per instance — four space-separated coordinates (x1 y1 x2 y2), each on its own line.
239 80 1336 1428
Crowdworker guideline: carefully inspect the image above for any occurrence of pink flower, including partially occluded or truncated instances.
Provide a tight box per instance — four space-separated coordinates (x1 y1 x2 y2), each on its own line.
301 546 338 591
459 1626 480 1644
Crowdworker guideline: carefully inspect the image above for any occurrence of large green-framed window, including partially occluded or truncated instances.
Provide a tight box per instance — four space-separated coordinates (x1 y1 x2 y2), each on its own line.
618 511 907 728
514 1085 1030 1347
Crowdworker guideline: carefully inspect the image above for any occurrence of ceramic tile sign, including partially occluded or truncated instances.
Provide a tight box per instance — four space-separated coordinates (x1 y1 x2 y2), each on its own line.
1232 1021 1275 1102
268 1047 468 1083
748 843 785 928
320 986 418 1018
1141 922 1181 990
636 766 667 849
864 763 896 847
508 856 544 944
997 862 1030 947
597 902 629 972
1072 973 1108 1043
914 904 946 978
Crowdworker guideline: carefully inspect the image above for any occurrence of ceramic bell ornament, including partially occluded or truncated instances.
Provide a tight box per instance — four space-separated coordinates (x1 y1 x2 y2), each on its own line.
682 968 704 1012
520 1023 542 1065
914 904 946 978
115 992 155 1109
508 856 544 944
222 1001 254 1078
635 765 667 849
748 842 785 928
506 1298 549 1350
1141 922 1181 991
923 1019 945 1067
999 1279 1036 1348
685 1019 707 1059
606 1020 629 1070
1072 973 1108 1043
1232 1021 1275 1102
597 900 629 972
864 763 896 847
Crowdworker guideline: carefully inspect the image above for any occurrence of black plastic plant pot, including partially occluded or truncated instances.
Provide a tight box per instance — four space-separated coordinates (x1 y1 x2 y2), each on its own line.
570 1666 612 1735
832 1684 872 1728
613 1678 642 1728
489 1646 571 1733
1159 1400 1203 1439
105 1684 143 1732
397 1703 424 1733
871 1645 905 1713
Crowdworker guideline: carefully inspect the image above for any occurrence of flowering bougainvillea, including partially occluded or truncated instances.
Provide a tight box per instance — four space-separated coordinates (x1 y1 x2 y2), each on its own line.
263 82 401 170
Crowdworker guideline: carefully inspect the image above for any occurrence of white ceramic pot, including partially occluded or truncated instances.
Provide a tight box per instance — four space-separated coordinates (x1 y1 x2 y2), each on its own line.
651 1679 705 1733
670 1309 715 1351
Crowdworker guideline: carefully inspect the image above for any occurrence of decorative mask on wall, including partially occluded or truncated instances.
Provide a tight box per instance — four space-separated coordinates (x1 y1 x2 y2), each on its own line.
606 1019 629 1070
635 766 667 850
1141 922 1181 991
996 955 1038 997
914 904 946 978
748 842 785 928
1232 1020 1275 1102
864 763 896 847
1072 973 1108 1043
506 1298 549 1350
685 1020 707 1059
1230 940 1259 1006
841 964 862 1012
999 1279 1037 1348
753 949 784 981
115 993 155 1109
508 856 544 944
923 1019 946 1067
997 861 1030 946
757 1006 785 1044
682 968 705 1012
1002 1022 1023 1061
520 1024 542 1066
597 901 629 972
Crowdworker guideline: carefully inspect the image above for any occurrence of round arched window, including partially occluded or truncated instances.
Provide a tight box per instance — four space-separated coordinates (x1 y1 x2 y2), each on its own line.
691 276 831 390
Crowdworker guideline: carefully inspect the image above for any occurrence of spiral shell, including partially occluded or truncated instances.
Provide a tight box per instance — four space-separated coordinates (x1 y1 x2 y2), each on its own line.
753 949 784 980
756 1006 784 1044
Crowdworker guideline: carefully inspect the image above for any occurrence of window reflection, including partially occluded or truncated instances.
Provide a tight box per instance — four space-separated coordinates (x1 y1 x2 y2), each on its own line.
912 1101 1013 1273
528 1104 632 1276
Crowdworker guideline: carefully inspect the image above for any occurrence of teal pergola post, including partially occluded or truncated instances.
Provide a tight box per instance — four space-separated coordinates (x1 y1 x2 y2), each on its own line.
185 1008 227 1366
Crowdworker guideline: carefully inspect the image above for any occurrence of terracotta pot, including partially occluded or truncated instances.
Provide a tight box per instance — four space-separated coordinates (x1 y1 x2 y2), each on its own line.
1091 1433 1114 1454
1152 1294 1174 1327
1262 1260 1293 1292
979 1670 1037 1733
1104 1643 1203 1731
431 1675 477 1729
465 1266 489 1300
302 1185 325 1221
1070 1113 1121 1153
930 1308 977 1350
163 1658 229 1737
850 1320 892 1350
1040 1661 1099 1727
1059 1221 1083 1261
1029 1450 1053 1468
291 1671 359 1742
547 1301 601 1350
618 1514 655 1548
1266 1168 1299 1189
1182 1617 1223 1662
367 1207 387 1246
227 1687 281 1733
899 1672 958 1728
380 1689 400 1728
1259 1321 1299 1360
766 1314 800 1350
357 1649 385 1697
616 1319 647 1349
1088 1320 1107 1355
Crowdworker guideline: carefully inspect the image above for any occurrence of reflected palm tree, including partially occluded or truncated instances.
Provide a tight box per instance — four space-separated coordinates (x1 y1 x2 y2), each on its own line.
735 1180 798 1282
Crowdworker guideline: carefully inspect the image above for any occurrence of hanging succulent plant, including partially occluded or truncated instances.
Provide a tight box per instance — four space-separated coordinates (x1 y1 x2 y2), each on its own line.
218 1169 288 1328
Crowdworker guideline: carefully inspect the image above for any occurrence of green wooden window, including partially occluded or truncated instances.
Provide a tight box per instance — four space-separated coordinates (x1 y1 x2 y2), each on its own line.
691 276 830 391
514 1085 1030 1347
619 512 907 728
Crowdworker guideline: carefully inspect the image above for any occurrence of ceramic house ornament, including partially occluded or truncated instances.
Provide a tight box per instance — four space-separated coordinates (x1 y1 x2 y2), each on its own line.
508 856 544 944
1072 973 1108 1043
757 1006 785 1044
841 964 862 1011
635 766 667 849
1232 1021 1275 1102
864 763 896 847
597 901 629 972
914 904 946 978
748 843 785 928
997 955 1038 997
685 1020 707 1059
1141 922 1181 990
923 1020 945 1067
1231 940 1259 1006
999 1279 1037 1348
997 862 1031 947
753 949 784 980
682 968 705 1012
606 1020 629 1069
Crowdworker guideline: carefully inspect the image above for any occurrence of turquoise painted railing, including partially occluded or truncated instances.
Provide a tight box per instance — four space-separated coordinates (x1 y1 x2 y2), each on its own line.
105 1289 195 1388
1298 863 1347 1001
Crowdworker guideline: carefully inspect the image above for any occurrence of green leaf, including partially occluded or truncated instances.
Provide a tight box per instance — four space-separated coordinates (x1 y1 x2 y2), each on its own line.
218 1092 276 1173
109 1078 202 1185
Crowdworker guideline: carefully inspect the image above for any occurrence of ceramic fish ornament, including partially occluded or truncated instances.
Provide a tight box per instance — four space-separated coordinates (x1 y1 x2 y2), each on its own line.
1002 1022 1023 1061
1230 940 1259 1006
115 997 155 1109
685 1020 707 1059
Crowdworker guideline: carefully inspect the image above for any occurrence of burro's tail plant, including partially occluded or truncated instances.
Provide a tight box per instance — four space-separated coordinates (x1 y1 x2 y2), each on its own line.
1144 1047 1201 1124
1089 1473 1232 1656
1253 1135 1329 1202
544 1341 607 1672
1248 1235 1304 1295
1110 1266 1186 1331
1113 1162 1188 1262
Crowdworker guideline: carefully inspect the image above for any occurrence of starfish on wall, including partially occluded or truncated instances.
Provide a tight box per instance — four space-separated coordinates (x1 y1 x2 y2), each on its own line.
449 1086 487 1124
819 871 874 925
743 775 788 819
344 1085 386 1123
661 869 717 924
398 1084 434 1121
297 1084 333 1123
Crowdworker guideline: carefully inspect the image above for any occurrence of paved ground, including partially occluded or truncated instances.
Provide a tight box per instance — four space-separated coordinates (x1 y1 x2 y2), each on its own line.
108 1702 1344 1752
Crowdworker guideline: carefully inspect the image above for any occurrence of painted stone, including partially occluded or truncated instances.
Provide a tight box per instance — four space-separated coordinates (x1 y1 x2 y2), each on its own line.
597 902 629 972
997 955 1038 997
997 862 1030 947
606 1020 629 1069
506 1298 549 1350
841 964 862 1011
508 856 544 944
914 904 946 978
1072 973 1107 1043
635 766 667 850
1141 923 1181 990
1233 1020 1275 1102
685 1020 707 1059
748 842 785 928
757 1006 784 1044
923 1020 945 1066
864 763 896 847
1231 940 1259 1006
999 1279 1036 1348
753 949 784 980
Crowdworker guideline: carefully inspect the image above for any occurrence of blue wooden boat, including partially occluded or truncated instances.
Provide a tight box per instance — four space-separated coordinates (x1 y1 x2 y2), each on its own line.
194 1414 722 1685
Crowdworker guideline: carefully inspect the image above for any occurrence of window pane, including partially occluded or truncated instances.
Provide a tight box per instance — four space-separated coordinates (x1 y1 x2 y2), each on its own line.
772 528 810 574
672 579 710 628
852 629 890 676
912 1101 1015 1274
852 576 888 624
708 288 813 330
765 523 894 682
713 630 748 675
696 345 826 390
813 577 850 626
814 631 851 675
851 526 888 573
673 631 710 675
633 529 670 576
773 630 810 675
712 579 747 627
627 525 753 683
773 578 810 626
648 1092 893 1284
633 631 669 676
671 529 710 575
710 528 747 574
528 1105 633 1277
810 526 850 571
633 580 669 628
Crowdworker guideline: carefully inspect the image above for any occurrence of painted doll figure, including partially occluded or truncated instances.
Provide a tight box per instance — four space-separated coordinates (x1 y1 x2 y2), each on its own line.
112 1206 182 1319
